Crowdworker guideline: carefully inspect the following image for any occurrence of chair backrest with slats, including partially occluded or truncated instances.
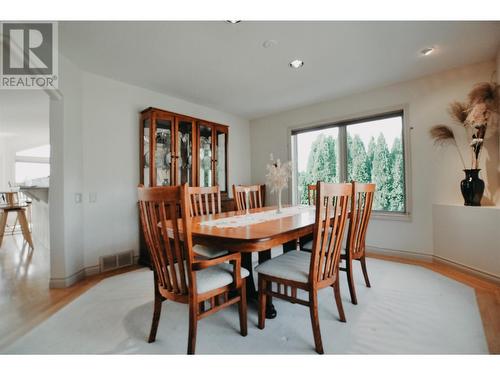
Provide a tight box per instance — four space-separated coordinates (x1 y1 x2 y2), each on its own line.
309 182 351 286
347 182 376 259
187 186 221 217
138 184 195 300
233 184 265 211
307 184 317 205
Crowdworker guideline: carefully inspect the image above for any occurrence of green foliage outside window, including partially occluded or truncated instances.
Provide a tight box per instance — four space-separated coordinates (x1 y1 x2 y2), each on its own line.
298 132 405 212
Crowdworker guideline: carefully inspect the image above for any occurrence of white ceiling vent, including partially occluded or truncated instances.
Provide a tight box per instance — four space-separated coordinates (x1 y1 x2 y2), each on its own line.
99 250 134 273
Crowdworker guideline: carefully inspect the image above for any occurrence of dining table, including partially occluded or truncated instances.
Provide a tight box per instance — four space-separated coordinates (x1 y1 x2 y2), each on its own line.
190 204 317 318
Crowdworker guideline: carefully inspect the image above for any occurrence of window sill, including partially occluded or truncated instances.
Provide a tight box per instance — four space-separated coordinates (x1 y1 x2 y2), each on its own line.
371 211 411 222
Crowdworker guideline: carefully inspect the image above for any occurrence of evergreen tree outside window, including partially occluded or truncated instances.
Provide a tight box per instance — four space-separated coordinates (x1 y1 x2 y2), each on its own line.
296 127 339 204
292 111 406 213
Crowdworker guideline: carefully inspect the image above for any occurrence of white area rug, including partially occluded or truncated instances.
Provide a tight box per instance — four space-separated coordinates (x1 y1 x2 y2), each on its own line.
2 258 488 354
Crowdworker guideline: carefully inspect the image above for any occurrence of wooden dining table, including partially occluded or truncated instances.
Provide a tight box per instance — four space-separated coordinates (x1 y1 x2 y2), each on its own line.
190 205 317 318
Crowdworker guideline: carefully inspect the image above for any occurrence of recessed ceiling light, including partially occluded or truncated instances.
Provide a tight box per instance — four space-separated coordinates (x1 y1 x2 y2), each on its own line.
225 20 241 24
289 59 304 69
421 47 434 56
263 39 278 48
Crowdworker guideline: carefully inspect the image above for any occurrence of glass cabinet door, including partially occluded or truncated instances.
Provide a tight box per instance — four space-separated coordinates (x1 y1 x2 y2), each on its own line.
142 118 150 186
198 124 213 187
215 128 227 192
155 118 173 186
176 119 194 185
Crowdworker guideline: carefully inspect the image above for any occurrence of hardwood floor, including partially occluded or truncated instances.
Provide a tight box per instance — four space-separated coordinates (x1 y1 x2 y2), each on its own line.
0 234 141 350
0 234 498 353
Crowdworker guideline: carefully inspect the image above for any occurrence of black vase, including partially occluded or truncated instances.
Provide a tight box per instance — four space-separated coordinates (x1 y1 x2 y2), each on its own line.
460 169 484 206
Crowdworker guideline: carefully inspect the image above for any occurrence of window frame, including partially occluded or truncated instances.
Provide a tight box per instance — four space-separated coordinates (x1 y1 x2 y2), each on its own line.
289 106 412 220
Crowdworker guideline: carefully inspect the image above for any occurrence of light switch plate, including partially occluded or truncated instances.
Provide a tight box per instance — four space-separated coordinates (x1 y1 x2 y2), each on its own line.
75 193 82 204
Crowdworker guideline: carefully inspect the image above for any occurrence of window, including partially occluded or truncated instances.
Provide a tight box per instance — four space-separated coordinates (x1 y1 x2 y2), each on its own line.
292 111 407 214
15 145 50 184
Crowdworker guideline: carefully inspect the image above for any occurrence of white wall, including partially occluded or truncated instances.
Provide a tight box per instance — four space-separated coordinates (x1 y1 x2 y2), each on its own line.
80 71 251 269
433 204 500 279
50 57 251 283
49 54 85 286
250 60 498 257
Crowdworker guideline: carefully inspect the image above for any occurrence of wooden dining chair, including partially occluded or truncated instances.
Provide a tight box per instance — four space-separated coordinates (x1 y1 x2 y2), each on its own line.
299 184 318 251
232 184 277 317
138 184 248 354
307 184 317 205
340 182 376 305
0 204 34 249
232 184 266 211
186 186 227 259
255 182 352 354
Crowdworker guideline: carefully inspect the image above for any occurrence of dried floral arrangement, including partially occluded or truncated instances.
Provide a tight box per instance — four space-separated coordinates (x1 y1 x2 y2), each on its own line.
266 153 292 193
430 81 499 169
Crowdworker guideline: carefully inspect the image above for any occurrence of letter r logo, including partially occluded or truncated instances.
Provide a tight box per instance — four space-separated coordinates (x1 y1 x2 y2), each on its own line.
2 23 53 75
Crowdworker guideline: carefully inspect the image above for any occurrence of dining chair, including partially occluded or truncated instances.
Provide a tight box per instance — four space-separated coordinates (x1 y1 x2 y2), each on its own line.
0 204 34 249
232 184 266 211
255 181 352 354
298 184 317 251
138 184 248 354
307 184 317 205
340 182 376 305
232 184 276 317
186 186 227 259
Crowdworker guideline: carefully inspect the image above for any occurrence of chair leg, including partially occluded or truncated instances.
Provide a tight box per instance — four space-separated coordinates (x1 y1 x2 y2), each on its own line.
242 253 257 299
18 210 34 249
346 258 358 305
258 277 267 330
187 302 198 355
360 256 371 288
11 216 18 235
239 279 248 336
0 211 8 247
308 291 324 354
333 280 346 322
148 292 163 343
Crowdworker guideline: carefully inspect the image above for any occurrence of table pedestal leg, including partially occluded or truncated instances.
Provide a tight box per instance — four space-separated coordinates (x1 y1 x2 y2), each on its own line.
282 239 298 253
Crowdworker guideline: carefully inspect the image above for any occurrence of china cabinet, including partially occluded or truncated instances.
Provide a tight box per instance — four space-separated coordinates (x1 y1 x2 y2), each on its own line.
139 107 231 264
197 121 228 193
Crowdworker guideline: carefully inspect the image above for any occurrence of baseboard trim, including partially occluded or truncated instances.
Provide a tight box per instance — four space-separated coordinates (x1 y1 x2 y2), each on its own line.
366 246 434 262
49 268 87 288
433 254 500 286
366 246 500 286
50 257 139 288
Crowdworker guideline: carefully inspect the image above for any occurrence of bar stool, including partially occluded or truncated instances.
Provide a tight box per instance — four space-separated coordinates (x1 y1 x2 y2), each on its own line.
0 203 34 249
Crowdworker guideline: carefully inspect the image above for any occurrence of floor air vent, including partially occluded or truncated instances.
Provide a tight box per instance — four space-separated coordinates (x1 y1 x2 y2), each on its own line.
99 250 134 272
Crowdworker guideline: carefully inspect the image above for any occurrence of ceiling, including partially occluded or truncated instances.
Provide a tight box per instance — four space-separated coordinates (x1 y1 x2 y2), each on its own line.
59 21 500 120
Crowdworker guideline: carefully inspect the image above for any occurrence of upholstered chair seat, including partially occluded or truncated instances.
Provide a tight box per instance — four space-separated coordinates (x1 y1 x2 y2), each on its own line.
255 251 310 283
168 261 249 294
193 244 228 259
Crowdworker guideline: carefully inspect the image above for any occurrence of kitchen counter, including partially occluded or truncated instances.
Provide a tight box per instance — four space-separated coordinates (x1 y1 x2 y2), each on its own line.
20 186 49 203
